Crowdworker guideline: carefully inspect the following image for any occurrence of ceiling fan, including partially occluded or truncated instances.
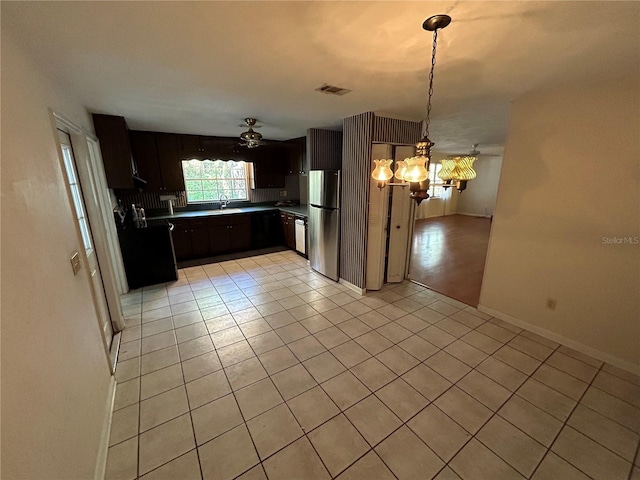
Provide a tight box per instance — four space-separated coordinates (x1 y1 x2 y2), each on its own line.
238 118 263 149
446 144 501 158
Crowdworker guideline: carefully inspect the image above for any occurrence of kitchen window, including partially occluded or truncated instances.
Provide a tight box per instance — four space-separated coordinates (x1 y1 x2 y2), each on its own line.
181 159 249 203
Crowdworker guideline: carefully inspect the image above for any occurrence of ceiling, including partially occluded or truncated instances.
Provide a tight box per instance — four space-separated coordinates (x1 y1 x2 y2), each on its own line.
2 1 639 154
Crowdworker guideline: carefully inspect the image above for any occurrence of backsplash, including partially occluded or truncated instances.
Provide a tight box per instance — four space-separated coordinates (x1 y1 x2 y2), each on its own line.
115 174 300 211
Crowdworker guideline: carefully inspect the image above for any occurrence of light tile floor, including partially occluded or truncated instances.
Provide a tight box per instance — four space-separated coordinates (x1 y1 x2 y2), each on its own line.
107 250 640 480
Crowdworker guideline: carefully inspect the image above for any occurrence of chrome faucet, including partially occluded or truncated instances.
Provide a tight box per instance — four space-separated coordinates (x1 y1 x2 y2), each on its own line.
219 194 229 209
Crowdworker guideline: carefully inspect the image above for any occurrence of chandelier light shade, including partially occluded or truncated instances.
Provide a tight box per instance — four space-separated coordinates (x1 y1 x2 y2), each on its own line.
370 14 451 204
403 156 429 182
394 160 408 181
372 159 394 188
438 155 477 191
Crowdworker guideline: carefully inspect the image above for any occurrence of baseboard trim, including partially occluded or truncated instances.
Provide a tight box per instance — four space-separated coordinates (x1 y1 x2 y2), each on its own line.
95 375 117 480
456 212 492 218
478 304 640 376
339 278 366 296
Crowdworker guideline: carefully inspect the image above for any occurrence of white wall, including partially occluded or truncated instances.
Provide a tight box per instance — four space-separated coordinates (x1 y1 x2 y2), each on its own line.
456 156 503 217
1 29 113 479
480 77 640 370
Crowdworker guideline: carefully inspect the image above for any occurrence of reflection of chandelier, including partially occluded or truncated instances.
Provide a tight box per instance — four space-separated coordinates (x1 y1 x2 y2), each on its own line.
370 14 452 205
438 156 477 192
239 118 262 148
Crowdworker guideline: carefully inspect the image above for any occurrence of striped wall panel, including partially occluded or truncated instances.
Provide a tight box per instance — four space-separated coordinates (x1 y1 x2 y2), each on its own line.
307 129 343 170
339 113 421 289
340 112 374 288
373 116 422 145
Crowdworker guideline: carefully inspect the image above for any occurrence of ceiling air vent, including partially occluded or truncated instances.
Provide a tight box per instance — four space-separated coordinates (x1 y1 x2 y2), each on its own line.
315 84 351 96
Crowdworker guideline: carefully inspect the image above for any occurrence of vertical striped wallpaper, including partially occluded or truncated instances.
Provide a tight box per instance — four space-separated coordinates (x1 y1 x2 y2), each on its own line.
340 113 422 289
372 117 422 145
340 112 374 288
307 128 343 170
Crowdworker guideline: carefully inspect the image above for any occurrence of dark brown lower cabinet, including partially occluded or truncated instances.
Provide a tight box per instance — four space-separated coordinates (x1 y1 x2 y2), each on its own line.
171 222 192 259
191 227 209 258
172 214 253 261
229 224 252 252
208 222 231 254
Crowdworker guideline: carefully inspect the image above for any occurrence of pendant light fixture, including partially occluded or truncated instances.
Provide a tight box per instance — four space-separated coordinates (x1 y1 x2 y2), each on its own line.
371 14 451 205
438 155 477 192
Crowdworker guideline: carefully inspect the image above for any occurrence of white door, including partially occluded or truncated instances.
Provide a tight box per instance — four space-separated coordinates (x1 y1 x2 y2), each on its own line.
58 129 114 349
387 145 416 283
366 144 392 290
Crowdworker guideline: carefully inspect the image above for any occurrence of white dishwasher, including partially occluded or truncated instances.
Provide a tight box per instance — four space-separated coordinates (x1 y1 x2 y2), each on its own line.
294 218 306 255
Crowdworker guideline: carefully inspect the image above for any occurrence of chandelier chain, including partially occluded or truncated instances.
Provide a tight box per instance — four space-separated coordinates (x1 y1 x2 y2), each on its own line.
424 29 439 139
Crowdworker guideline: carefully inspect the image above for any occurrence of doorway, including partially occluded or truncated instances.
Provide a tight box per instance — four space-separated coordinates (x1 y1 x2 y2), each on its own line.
57 129 116 352
411 215 492 306
408 152 502 307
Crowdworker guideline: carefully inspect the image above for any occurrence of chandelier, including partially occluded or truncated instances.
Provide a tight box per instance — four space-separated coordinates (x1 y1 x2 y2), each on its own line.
371 14 451 205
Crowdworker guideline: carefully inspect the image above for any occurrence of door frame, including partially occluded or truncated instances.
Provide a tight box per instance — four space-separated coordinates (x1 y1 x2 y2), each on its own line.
51 111 126 370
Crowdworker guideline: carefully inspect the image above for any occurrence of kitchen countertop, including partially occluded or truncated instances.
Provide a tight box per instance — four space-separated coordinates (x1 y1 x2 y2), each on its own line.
147 204 308 221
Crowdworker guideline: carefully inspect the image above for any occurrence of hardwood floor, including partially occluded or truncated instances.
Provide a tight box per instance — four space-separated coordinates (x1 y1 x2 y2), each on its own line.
410 214 492 307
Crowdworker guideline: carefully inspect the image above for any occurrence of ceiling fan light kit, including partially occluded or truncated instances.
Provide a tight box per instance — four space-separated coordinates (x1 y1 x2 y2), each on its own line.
371 14 454 205
239 117 263 148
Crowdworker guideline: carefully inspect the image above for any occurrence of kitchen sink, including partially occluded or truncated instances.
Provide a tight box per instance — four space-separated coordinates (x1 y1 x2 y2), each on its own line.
221 208 243 214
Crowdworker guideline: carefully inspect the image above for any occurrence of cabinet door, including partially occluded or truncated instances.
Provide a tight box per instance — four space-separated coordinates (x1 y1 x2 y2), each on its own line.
199 136 224 160
228 214 251 251
92 114 135 189
179 134 202 158
130 131 162 191
191 227 210 257
208 224 231 254
285 137 306 175
156 133 185 191
229 223 251 251
253 150 286 188
171 226 192 261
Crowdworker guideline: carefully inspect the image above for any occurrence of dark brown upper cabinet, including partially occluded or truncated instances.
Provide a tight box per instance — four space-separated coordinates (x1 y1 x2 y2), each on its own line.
130 131 185 192
178 134 204 158
284 136 307 175
129 131 161 190
155 133 185 191
92 114 136 189
252 144 286 189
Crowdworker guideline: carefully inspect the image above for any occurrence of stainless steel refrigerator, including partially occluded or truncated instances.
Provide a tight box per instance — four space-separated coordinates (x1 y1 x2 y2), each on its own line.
308 170 340 281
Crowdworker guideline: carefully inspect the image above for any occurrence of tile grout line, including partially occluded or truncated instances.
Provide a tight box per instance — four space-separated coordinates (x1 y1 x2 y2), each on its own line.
117 254 638 480
528 362 605 480
442 343 562 480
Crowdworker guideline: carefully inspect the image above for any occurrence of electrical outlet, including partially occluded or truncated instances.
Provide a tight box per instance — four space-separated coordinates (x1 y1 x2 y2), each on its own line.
546 298 557 311
280 190 287 197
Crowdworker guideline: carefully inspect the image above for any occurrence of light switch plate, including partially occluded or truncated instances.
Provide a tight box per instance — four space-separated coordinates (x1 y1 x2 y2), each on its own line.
70 251 82 275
